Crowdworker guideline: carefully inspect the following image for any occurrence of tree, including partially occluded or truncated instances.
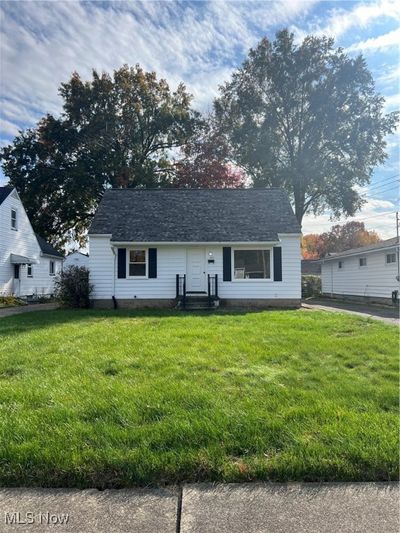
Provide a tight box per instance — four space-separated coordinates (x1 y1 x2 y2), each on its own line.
302 221 381 258
215 29 399 224
1 66 200 245
172 124 246 188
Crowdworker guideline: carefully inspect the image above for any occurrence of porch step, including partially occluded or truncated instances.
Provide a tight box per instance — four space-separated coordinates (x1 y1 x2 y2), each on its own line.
178 296 219 311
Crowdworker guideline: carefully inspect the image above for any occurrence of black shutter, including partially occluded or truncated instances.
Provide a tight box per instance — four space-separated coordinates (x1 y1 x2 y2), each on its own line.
223 247 232 281
273 246 282 281
148 248 157 278
117 248 126 278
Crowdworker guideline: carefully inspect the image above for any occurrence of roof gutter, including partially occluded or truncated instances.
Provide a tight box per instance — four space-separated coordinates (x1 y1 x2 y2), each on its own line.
322 243 400 262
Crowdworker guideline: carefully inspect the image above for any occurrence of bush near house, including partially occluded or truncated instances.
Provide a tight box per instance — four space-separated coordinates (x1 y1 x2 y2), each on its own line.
0 296 25 308
0 309 397 487
302 275 322 298
54 266 93 308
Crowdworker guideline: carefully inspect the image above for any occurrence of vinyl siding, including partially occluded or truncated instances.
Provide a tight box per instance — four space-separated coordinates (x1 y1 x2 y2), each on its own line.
0 190 62 296
89 234 301 300
321 247 399 298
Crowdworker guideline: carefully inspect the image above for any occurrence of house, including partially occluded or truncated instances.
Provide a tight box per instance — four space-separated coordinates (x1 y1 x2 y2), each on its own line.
64 251 89 269
0 186 64 298
301 259 321 276
321 238 400 305
88 188 302 308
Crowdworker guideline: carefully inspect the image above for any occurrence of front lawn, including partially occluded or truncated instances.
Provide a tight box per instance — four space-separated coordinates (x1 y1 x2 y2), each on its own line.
0 309 398 487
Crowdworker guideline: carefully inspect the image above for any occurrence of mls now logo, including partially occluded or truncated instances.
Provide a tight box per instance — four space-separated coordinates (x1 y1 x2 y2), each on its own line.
4 511 69 525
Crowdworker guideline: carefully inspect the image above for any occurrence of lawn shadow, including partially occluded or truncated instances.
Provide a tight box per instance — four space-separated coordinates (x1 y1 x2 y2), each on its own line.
0 306 300 337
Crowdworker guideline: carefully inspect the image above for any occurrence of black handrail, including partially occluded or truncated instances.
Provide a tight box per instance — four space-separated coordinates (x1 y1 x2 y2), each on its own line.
176 274 186 308
207 274 218 305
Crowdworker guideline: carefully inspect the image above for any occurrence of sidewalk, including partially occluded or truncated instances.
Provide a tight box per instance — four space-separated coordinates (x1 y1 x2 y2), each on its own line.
0 483 398 532
0 303 58 318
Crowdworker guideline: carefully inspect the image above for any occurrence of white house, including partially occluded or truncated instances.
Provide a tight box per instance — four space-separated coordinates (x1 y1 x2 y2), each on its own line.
88 188 302 309
64 251 89 269
321 238 400 305
0 186 64 298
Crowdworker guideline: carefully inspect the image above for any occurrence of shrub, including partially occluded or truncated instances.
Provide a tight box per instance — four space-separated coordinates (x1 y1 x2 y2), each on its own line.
302 275 321 298
54 266 93 308
0 296 25 308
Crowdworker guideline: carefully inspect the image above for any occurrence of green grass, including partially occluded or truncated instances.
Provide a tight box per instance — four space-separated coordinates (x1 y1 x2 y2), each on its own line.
0 309 398 487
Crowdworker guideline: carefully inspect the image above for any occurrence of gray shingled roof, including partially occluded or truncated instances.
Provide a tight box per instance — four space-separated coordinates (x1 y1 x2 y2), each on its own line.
0 186 13 205
35 234 64 258
88 188 301 242
324 237 399 260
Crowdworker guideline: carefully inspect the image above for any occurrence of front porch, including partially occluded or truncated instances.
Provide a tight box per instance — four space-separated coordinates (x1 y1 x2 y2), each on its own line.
176 273 219 310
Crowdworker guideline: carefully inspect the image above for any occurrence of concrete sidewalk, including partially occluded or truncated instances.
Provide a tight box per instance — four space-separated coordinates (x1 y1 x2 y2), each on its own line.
0 303 58 318
0 483 398 532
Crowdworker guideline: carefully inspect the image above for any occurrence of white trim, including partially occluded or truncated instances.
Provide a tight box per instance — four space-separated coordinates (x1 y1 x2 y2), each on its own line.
358 257 367 268
323 243 399 262
126 247 148 279
231 246 273 282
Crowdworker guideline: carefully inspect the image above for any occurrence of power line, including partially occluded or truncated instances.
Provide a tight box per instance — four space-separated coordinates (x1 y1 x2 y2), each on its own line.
361 184 400 198
365 177 400 193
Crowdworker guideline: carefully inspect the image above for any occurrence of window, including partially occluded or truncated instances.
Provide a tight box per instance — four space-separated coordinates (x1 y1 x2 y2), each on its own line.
233 249 271 279
386 253 396 264
27 264 33 277
338 261 343 269
128 249 147 277
359 257 367 267
11 209 17 230
49 261 55 276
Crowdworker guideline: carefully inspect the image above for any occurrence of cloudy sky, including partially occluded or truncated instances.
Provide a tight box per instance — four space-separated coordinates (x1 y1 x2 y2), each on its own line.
0 0 399 238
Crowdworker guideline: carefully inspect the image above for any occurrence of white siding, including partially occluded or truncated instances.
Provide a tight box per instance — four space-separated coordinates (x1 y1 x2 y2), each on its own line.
89 234 301 300
0 189 62 296
321 247 399 299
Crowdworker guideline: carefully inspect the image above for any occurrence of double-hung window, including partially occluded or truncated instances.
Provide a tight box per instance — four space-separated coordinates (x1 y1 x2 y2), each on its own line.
128 249 147 277
359 257 367 267
49 261 55 276
233 249 271 280
338 261 343 269
27 264 33 278
386 253 396 264
11 209 17 230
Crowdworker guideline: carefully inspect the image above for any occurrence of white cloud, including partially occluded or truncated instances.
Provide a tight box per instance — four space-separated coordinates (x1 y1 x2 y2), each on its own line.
347 28 400 52
0 118 20 137
302 197 397 240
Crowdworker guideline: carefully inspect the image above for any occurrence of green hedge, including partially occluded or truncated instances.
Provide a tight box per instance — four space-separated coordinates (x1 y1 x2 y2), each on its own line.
302 275 321 298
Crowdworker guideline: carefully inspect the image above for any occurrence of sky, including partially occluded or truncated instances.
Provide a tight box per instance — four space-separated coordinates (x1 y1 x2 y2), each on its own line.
0 0 399 239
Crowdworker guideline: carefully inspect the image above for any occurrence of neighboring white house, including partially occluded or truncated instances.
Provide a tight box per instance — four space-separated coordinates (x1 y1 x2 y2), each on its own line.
88 188 302 309
321 238 400 305
0 186 64 298
64 251 89 269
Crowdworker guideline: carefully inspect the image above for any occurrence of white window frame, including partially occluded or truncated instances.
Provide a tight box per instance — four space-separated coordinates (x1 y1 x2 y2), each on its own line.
231 247 273 282
127 248 148 279
386 252 397 265
49 260 55 276
338 260 343 270
27 264 33 278
11 208 17 230
359 257 367 268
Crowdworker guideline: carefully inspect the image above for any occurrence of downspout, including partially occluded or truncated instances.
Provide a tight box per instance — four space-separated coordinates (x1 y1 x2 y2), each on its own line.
111 246 117 309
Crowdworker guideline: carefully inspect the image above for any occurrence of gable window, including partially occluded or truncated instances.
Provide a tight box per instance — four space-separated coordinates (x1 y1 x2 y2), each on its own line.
11 209 17 230
386 253 396 264
49 261 55 276
233 249 271 279
128 249 147 277
27 264 33 278
359 257 367 267
338 261 343 269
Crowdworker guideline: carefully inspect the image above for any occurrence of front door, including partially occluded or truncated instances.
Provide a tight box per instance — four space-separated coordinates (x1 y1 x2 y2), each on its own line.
13 264 20 296
186 248 206 293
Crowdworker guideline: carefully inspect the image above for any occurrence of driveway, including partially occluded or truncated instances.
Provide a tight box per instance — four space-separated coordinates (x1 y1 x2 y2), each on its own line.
302 298 399 326
0 483 397 532
0 302 59 318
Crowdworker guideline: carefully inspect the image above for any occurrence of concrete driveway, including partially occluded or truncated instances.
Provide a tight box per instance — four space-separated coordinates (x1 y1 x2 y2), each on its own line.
0 483 398 533
302 298 399 326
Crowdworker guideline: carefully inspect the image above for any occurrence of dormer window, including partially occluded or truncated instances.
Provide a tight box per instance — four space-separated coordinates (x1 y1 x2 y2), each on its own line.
11 209 17 230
